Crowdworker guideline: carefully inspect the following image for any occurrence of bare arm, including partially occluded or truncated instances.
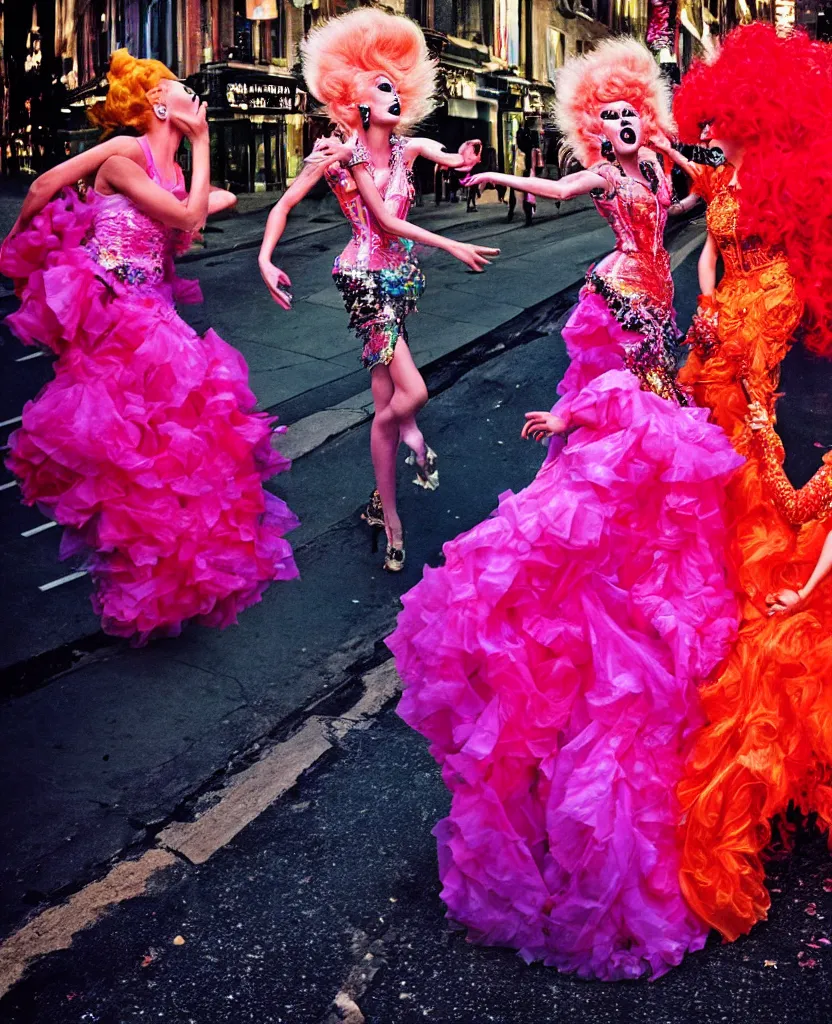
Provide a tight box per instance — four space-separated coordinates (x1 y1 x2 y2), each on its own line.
461 168 607 203
259 161 328 264
798 531 832 601
97 141 210 233
406 137 481 171
208 187 237 216
10 136 143 234
258 160 330 308
350 164 498 271
698 231 718 296
669 193 703 217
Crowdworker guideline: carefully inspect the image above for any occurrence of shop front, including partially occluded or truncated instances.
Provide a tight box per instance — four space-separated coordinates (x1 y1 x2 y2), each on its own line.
188 63 305 193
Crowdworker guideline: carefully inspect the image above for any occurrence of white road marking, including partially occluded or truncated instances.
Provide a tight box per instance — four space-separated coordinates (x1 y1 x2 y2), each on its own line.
38 570 88 592
15 351 45 362
21 521 58 538
0 480 18 492
0 416 22 428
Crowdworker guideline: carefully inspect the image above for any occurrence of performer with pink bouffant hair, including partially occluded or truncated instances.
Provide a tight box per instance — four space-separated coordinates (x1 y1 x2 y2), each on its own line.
258 8 499 573
387 39 742 980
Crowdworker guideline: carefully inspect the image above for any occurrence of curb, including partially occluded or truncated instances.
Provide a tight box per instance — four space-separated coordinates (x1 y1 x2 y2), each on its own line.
0 659 402 998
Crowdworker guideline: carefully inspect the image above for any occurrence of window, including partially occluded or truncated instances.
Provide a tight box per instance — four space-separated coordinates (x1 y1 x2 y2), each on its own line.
145 0 178 69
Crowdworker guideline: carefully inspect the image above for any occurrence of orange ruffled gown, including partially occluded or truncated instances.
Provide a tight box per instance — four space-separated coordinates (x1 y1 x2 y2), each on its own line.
677 164 832 941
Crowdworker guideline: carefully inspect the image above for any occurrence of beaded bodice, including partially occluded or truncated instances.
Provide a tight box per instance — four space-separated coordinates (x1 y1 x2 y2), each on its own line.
326 134 414 271
85 136 187 286
585 160 684 404
590 160 674 314
697 164 789 280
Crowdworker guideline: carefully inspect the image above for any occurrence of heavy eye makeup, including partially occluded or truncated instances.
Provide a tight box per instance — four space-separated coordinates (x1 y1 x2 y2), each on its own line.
601 108 637 121
377 81 394 93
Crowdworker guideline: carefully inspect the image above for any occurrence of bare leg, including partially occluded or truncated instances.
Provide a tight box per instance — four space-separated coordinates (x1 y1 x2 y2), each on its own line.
387 339 429 464
369 365 402 546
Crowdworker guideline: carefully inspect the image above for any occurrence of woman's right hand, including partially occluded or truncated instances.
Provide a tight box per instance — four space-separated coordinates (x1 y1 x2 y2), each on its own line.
446 239 499 272
259 260 293 309
171 102 209 144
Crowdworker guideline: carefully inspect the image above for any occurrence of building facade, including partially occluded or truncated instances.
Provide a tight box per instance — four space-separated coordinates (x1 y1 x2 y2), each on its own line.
3 0 654 184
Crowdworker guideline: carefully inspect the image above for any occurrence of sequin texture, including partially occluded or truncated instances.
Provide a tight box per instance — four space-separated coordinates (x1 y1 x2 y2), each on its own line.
325 134 422 369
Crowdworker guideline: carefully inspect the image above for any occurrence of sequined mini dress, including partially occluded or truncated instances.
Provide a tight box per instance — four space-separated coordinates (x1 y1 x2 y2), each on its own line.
675 163 832 943
2 135 299 642
325 135 424 370
386 159 742 980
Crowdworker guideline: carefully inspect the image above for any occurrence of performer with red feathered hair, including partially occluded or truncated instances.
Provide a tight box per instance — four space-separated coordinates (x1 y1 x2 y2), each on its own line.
258 8 498 573
656 22 832 943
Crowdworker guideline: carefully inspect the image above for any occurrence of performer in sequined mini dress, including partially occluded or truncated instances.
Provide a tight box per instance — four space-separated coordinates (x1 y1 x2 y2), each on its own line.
386 40 742 980
1 51 299 642
258 9 498 572
657 23 832 944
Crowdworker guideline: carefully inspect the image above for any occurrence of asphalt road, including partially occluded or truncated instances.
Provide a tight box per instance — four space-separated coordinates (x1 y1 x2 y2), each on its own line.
1 191 831 1021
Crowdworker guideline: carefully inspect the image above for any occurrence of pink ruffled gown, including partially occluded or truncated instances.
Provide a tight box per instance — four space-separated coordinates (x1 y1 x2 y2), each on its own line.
386 160 743 980
2 137 298 642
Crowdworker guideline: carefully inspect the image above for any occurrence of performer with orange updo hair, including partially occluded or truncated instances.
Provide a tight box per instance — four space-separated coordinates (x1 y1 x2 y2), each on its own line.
258 8 498 573
657 22 832 942
2 50 299 642
387 38 742 980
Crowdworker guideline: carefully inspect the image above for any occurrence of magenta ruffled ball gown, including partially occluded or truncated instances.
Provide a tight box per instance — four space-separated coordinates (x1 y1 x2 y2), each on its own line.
2 138 298 642
387 161 743 980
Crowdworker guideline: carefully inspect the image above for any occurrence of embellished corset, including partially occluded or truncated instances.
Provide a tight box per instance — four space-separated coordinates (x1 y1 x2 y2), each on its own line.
706 182 789 280
85 194 170 286
586 161 684 404
326 134 415 271
83 136 187 288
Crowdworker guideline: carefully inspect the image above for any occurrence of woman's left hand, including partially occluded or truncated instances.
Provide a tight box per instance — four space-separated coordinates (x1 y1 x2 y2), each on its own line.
304 136 353 168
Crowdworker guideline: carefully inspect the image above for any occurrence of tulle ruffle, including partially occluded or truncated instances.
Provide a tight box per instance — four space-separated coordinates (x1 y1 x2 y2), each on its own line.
387 295 743 980
678 321 832 941
3 191 298 642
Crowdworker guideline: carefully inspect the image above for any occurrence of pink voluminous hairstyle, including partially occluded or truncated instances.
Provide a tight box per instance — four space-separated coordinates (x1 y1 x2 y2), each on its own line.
555 37 674 168
300 8 436 135
675 23 832 358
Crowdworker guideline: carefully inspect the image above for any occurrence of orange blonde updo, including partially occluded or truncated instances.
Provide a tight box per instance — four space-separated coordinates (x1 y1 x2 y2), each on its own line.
88 48 178 136
555 37 674 168
301 8 436 134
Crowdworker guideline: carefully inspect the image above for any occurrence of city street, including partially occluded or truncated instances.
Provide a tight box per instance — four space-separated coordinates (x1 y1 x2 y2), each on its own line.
1 191 832 1023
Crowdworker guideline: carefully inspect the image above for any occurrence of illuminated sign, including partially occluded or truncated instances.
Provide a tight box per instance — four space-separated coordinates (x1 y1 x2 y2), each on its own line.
225 78 296 112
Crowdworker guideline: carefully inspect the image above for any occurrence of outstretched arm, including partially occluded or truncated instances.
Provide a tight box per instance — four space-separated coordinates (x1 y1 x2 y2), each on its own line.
460 167 607 203
406 137 482 171
350 164 498 272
